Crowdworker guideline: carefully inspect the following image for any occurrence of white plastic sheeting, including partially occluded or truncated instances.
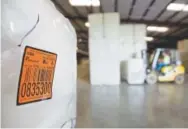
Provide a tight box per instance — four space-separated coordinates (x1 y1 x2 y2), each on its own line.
1 0 77 128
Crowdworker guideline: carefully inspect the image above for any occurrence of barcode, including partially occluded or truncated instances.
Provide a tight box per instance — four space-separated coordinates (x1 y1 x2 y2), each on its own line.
24 67 52 82
37 69 52 82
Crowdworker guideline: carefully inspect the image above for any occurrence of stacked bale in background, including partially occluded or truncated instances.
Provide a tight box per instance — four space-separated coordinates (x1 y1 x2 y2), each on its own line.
178 39 188 73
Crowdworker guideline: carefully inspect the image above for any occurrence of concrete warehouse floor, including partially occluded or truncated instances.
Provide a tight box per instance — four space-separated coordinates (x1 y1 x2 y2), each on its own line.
76 75 188 128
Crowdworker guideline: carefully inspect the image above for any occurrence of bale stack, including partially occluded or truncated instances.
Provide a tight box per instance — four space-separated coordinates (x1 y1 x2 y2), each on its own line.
178 39 188 73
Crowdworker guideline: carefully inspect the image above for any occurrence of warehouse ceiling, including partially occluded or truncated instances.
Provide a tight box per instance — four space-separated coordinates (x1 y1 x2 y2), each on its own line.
52 0 188 51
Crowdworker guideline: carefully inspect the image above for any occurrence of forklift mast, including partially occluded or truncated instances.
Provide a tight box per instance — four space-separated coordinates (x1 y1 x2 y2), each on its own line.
151 48 163 70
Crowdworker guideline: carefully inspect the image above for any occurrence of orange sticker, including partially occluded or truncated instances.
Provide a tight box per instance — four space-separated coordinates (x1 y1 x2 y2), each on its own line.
17 46 57 105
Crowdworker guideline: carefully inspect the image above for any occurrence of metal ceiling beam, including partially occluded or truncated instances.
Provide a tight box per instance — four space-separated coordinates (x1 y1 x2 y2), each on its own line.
167 12 188 36
66 16 188 27
120 19 188 27
65 1 86 28
71 7 84 17
90 6 93 13
141 0 156 20
86 5 93 14
177 14 188 22
85 7 90 15
166 12 180 22
51 0 67 15
160 14 188 36
167 28 182 36
166 1 188 22
152 36 184 41
161 27 188 40
76 30 185 40
172 28 188 36
51 0 84 31
127 0 137 20
114 0 118 12
154 0 176 20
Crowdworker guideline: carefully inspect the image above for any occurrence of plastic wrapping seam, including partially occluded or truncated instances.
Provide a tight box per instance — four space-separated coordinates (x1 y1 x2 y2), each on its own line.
18 14 40 47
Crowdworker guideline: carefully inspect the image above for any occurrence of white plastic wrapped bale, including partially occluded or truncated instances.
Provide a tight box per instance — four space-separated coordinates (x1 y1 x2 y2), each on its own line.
119 25 134 61
2 0 77 128
119 25 133 81
134 24 146 44
89 39 120 85
89 14 103 39
134 24 147 58
89 13 120 39
127 59 146 84
119 24 146 60
89 13 120 85
104 13 120 38
119 24 146 81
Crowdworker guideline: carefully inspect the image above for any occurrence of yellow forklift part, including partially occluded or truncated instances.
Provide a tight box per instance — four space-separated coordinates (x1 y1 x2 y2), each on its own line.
158 65 185 82
175 65 185 74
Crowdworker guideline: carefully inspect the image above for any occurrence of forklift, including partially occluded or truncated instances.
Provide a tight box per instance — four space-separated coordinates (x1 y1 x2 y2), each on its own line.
146 48 185 85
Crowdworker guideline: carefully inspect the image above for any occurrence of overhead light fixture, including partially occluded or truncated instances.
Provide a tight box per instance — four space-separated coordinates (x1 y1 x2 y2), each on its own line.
167 3 186 11
69 0 100 6
85 22 90 27
78 38 82 42
156 27 169 32
145 37 154 42
183 5 188 11
147 26 169 32
91 0 100 6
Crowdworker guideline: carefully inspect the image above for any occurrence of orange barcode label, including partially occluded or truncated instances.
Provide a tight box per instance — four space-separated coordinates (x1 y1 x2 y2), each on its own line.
17 46 57 105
